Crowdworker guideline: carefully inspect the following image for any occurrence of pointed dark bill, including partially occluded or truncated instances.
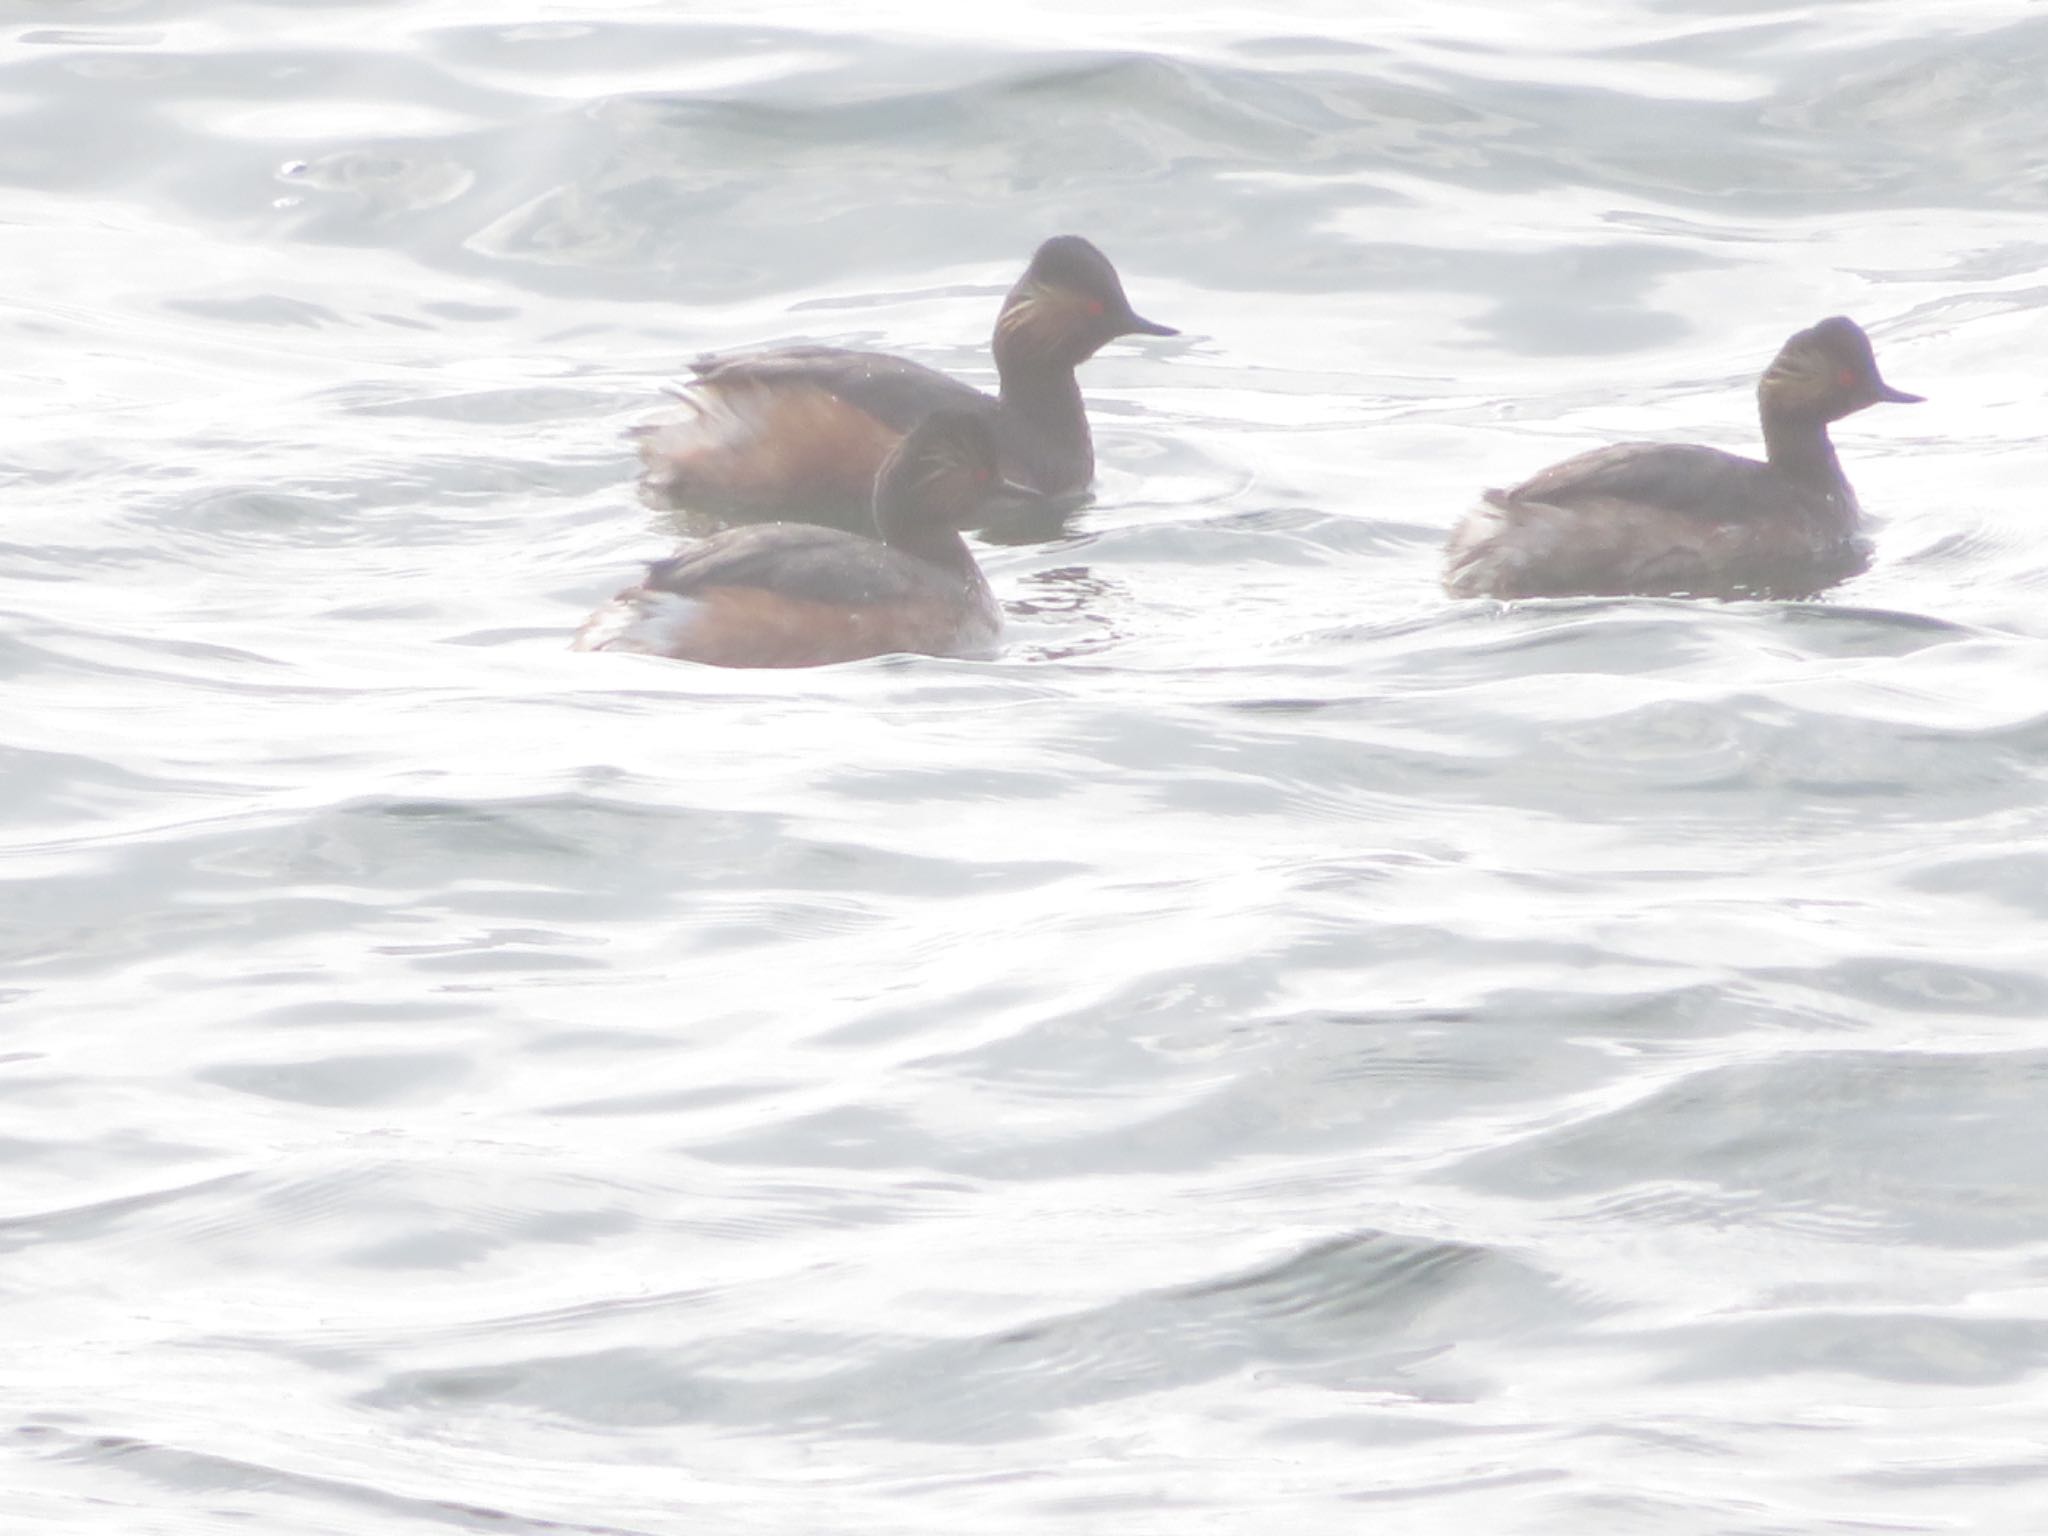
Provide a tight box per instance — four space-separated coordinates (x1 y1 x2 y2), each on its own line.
1122 313 1179 338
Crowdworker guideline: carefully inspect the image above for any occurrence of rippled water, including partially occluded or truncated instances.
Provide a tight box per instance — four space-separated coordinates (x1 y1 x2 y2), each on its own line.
8 2 2048 1530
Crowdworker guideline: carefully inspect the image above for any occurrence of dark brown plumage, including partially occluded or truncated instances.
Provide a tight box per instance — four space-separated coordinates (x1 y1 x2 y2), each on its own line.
579 411 1023 668
635 236 1175 531
1444 316 1921 601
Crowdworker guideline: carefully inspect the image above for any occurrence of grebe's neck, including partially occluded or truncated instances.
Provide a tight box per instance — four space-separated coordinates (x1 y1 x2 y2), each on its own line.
1760 402 1847 496
874 494 977 575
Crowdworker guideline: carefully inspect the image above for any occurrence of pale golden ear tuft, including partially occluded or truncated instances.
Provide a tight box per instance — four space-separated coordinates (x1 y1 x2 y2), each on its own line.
906 431 976 497
994 284 1046 343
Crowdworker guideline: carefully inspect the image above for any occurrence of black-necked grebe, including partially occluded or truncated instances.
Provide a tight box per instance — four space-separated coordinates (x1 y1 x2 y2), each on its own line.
634 235 1175 531
580 411 1022 667
1444 316 1921 600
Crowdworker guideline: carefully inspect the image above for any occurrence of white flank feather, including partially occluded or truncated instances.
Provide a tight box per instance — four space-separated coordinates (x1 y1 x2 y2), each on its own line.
572 592 706 656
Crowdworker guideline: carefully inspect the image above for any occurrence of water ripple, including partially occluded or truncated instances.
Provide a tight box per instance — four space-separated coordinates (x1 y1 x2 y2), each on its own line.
8 3 2048 1533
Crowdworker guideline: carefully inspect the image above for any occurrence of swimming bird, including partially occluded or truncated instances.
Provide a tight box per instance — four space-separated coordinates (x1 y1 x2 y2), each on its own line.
634 235 1175 531
579 410 1023 667
1444 316 1921 600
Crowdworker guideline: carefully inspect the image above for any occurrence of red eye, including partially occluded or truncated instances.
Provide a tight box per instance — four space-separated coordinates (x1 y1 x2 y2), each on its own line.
1836 367 1856 388
1086 299 1104 317
974 467 990 484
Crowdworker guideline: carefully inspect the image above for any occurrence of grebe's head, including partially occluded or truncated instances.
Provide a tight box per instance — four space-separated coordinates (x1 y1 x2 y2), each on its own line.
1760 315 1922 423
875 410 1038 527
993 235 1176 372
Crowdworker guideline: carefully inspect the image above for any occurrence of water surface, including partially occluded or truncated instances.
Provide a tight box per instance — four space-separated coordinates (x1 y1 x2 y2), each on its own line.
6 2 2048 1531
